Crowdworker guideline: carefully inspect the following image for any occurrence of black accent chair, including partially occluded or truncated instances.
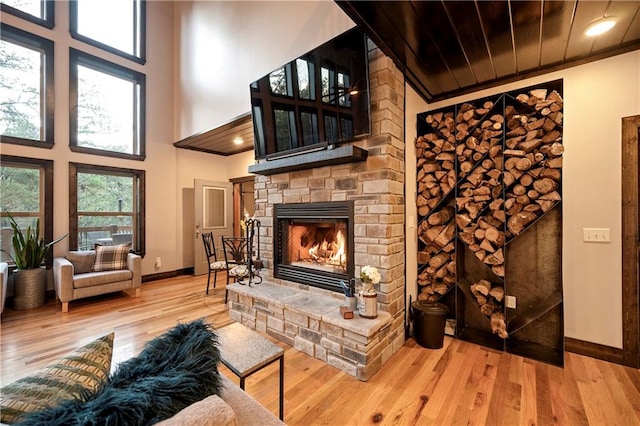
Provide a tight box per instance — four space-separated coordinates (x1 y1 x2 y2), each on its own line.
201 232 227 295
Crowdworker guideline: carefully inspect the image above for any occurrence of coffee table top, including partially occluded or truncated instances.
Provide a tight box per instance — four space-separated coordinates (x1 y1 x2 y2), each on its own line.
216 322 284 377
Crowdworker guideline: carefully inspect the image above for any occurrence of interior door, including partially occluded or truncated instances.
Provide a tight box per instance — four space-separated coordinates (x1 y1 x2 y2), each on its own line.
194 180 233 276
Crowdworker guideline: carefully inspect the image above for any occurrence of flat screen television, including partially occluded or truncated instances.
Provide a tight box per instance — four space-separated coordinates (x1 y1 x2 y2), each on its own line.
250 27 370 160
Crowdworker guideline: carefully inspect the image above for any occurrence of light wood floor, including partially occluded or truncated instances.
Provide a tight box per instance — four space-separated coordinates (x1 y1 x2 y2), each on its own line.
2 274 640 425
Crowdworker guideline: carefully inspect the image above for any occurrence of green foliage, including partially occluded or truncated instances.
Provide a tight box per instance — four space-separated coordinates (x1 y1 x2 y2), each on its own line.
1 214 67 269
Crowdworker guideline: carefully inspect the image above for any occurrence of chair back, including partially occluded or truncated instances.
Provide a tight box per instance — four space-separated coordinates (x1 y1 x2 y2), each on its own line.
202 232 218 262
221 236 248 265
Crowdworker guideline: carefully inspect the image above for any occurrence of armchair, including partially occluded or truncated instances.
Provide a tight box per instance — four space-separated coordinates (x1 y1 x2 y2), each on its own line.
53 248 141 313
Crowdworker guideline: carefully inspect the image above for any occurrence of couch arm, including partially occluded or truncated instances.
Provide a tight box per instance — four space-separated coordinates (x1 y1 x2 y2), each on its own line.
0 262 7 314
53 258 74 303
127 253 142 289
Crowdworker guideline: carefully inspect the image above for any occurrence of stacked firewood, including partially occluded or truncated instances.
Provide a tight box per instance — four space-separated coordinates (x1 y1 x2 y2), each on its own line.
415 112 457 217
417 205 456 301
455 101 504 179
469 279 507 338
503 89 563 238
457 214 506 277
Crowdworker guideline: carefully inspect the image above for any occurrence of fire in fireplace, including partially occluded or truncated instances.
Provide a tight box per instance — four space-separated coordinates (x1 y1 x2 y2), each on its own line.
288 220 347 274
274 201 354 292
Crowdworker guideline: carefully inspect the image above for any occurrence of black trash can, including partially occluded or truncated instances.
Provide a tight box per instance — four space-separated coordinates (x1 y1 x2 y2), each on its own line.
411 300 449 349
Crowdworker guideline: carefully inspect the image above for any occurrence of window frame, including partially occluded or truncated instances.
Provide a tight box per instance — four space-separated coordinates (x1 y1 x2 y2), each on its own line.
0 0 55 29
0 155 54 268
69 48 146 161
0 23 55 149
69 0 146 64
69 162 145 257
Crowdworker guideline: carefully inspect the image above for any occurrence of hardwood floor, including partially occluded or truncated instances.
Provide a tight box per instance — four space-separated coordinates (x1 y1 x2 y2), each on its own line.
2 274 640 425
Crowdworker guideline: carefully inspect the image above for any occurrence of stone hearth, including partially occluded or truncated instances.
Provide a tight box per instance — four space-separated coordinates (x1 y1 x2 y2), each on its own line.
228 46 406 381
227 281 392 381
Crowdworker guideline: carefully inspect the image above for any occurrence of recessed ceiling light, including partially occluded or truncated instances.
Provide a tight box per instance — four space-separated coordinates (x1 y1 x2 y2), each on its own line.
233 137 243 145
585 17 617 37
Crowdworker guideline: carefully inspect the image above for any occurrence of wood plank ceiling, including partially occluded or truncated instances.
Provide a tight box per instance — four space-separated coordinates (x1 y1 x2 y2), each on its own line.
337 0 640 102
173 113 254 156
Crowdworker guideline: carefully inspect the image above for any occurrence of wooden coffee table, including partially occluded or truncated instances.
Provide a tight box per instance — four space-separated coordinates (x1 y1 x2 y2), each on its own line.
217 322 284 420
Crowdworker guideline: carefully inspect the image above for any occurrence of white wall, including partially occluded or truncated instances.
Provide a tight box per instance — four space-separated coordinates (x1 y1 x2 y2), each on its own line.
405 51 640 348
173 1 355 139
1 1 177 278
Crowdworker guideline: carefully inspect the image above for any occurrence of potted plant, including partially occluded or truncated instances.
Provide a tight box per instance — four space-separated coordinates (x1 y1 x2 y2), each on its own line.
1 215 67 310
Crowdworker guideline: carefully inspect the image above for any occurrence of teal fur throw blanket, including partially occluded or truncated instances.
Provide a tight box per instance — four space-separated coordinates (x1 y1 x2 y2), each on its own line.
18 318 222 425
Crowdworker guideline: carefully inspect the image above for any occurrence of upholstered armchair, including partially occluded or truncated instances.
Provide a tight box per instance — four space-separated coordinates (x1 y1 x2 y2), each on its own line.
53 247 141 313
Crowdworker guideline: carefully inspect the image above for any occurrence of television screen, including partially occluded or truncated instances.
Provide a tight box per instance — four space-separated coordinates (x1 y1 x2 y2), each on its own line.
250 28 370 160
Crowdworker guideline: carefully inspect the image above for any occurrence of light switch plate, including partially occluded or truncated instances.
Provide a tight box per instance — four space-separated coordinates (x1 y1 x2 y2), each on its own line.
583 228 611 243
407 216 415 228
505 295 517 309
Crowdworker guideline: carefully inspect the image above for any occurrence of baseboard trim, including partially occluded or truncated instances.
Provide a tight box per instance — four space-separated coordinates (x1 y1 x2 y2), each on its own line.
142 268 193 283
565 337 625 365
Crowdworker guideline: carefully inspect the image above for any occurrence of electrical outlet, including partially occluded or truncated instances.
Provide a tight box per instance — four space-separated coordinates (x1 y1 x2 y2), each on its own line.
505 295 517 309
407 216 415 228
155 257 161 268
583 228 611 243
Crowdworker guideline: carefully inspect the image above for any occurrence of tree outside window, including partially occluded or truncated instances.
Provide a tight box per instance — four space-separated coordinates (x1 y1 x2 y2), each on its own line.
69 163 145 256
0 24 54 147
69 49 146 160
0 156 53 265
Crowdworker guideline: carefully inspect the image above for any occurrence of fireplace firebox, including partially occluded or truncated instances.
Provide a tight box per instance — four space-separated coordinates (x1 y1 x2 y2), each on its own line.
274 201 354 292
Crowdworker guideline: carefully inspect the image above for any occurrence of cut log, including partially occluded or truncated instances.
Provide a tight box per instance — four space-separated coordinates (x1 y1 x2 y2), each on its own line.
475 279 492 296
428 206 455 226
490 312 508 338
507 211 538 235
489 286 504 302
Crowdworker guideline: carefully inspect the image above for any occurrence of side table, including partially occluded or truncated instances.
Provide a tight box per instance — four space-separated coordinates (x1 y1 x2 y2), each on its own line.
216 322 284 420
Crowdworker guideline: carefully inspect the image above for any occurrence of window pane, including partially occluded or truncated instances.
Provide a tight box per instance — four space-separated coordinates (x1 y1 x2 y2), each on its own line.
324 114 338 142
77 65 135 154
321 66 335 104
301 111 318 146
77 173 133 212
274 109 297 151
341 117 354 140
76 0 135 56
0 39 42 141
0 165 40 212
269 64 292 96
77 172 135 250
0 164 42 263
1 0 41 18
338 72 351 107
203 187 225 228
296 59 315 100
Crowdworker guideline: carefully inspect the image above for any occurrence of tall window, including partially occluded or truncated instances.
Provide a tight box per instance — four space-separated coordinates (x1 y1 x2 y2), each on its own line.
0 24 54 147
69 163 145 256
70 0 146 64
0 0 55 28
69 49 146 160
0 155 54 266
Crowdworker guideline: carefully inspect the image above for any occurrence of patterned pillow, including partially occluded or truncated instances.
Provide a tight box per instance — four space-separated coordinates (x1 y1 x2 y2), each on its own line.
92 244 130 272
0 332 114 424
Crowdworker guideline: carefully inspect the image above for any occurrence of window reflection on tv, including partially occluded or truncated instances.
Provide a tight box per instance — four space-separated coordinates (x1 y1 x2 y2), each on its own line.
250 28 370 160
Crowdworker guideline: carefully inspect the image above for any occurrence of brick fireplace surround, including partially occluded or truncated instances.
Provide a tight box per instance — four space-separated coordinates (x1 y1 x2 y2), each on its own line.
227 47 406 381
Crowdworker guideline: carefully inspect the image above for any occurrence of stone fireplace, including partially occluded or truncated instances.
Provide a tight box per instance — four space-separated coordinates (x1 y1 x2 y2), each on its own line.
227 47 406 381
273 201 354 293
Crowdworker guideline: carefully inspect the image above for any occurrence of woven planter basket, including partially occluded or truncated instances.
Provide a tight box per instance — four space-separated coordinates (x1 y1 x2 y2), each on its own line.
13 268 46 310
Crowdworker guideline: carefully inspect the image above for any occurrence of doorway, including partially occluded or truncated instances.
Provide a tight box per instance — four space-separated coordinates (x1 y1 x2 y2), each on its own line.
231 177 255 236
